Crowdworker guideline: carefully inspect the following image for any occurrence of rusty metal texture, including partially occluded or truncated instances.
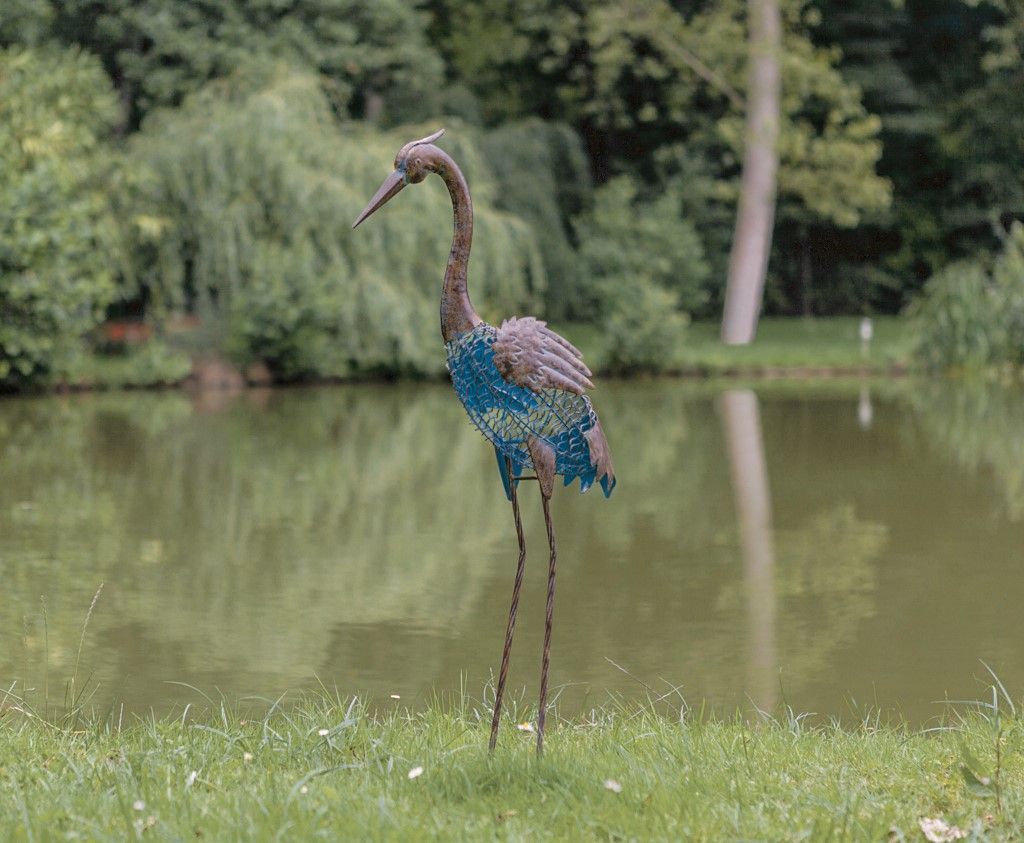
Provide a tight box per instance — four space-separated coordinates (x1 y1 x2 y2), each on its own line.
493 316 595 395
489 457 527 752
537 493 558 755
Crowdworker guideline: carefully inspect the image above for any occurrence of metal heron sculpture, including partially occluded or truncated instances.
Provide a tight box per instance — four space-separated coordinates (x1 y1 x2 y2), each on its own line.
353 129 616 754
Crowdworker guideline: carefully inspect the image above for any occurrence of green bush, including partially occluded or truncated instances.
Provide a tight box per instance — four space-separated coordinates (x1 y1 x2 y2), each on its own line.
64 341 193 389
573 176 702 371
576 177 709 316
123 67 546 379
598 275 688 373
909 223 1024 372
0 46 120 389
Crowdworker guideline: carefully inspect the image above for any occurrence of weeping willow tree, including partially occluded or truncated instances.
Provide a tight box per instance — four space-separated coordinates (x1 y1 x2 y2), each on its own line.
123 66 545 379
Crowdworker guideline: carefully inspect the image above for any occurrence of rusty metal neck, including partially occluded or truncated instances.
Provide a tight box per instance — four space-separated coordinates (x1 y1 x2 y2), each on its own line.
418 144 481 342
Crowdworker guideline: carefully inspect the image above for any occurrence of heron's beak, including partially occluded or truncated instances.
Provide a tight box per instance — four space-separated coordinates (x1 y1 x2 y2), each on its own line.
352 170 405 229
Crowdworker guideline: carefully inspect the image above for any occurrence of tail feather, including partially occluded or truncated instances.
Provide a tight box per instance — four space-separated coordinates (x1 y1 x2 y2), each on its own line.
584 418 616 498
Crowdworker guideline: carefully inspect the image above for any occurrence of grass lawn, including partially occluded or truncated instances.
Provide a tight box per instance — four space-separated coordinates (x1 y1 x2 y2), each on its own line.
563 316 914 377
678 316 912 373
2 694 1020 841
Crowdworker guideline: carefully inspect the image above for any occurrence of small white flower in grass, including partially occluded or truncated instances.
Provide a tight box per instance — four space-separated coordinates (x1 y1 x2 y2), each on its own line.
243 752 254 763
516 722 534 733
408 766 424 780
132 800 145 811
318 728 330 736
919 817 966 842
300 785 309 795
603 779 623 794
185 771 198 788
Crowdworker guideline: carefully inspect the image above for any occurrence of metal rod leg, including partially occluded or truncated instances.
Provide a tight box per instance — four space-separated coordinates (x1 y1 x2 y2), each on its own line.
536 494 557 755
489 460 527 752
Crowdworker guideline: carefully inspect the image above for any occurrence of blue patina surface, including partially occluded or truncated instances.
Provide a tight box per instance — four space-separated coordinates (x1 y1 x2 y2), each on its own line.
446 324 615 499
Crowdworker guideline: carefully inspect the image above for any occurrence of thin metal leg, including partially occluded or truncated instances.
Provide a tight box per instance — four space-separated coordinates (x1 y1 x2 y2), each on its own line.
489 458 527 752
536 494 557 755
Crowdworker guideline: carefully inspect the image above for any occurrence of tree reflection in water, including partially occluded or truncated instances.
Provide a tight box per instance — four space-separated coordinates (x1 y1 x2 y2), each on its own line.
719 390 778 712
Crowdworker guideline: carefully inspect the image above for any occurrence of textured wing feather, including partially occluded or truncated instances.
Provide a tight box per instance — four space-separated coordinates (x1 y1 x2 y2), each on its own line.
492 316 595 395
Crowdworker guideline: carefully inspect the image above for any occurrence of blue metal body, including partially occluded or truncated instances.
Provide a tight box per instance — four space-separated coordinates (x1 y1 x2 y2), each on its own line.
446 324 615 499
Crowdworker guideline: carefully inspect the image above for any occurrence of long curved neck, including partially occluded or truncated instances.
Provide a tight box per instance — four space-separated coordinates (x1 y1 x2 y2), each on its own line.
429 147 480 342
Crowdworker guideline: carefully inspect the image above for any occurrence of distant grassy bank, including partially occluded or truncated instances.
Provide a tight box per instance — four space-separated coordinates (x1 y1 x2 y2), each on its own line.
1 695 1020 840
563 316 913 378
52 316 914 394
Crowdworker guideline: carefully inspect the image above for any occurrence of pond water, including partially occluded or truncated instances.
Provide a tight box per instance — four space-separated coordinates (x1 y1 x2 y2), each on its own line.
1 379 1023 724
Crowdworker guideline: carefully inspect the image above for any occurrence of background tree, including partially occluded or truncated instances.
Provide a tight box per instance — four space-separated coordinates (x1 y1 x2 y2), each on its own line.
21 0 445 131
720 0 782 344
0 0 1020 388
429 0 890 316
809 0 1008 311
0 46 121 388
575 176 706 370
943 0 1024 252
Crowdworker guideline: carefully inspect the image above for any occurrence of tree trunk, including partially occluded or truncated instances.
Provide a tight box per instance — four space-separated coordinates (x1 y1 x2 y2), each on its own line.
721 0 782 345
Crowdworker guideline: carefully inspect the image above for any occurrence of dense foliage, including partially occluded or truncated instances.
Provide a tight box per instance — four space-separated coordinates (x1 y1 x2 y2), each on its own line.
0 0 1021 385
910 223 1024 372
810 0 1023 312
574 177 702 370
14 0 444 129
123 70 543 378
0 46 120 387
429 0 891 312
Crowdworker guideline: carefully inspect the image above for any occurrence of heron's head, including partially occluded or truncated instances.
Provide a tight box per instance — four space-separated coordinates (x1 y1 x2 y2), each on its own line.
351 128 446 229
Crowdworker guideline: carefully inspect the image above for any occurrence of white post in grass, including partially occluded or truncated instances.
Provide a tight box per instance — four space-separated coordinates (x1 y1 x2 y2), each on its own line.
859 317 873 359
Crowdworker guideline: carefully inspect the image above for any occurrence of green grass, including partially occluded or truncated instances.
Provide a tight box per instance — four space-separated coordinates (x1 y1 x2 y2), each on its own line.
678 317 912 373
563 316 914 377
2 691 1022 841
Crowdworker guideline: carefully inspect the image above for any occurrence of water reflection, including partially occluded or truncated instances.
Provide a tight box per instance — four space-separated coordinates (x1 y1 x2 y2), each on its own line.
719 390 777 712
858 384 873 430
1 379 1023 722
904 379 1024 521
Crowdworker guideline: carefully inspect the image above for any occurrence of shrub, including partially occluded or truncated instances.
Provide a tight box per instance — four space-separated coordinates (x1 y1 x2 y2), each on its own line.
574 176 702 371
910 222 1024 372
63 340 192 389
576 177 709 317
599 275 688 374
0 46 120 389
